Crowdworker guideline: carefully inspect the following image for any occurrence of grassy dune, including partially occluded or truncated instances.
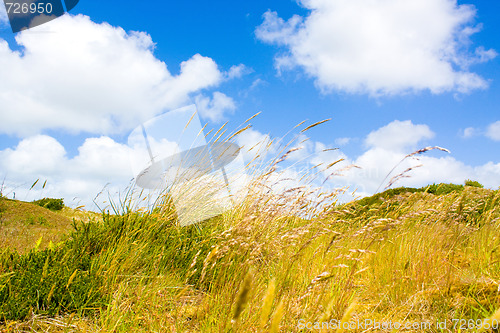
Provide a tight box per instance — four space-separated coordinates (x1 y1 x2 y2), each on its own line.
1 180 500 332
0 198 101 254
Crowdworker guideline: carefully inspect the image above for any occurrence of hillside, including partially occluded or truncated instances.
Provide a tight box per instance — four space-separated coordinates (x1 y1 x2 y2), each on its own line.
0 197 99 253
1 184 500 332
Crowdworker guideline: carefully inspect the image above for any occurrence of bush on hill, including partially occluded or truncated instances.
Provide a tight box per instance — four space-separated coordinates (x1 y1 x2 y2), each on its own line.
33 198 64 211
465 179 484 188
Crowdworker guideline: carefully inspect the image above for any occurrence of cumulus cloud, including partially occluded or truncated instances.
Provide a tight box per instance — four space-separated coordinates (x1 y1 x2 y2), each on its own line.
276 120 500 198
486 121 500 141
235 128 276 163
256 0 497 96
340 147 500 195
342 120 499 193
365 120 434 152
71 136 135 180
0 133 249 212
195 92 236 122
2 120 499 210
1 136 66 174
0 14 229 137
0 135 134 209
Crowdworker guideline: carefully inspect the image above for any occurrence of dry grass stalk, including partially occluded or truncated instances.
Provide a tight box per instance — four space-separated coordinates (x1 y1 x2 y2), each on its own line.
260 278 276 329
335 299 357 333
268 300 284 333
300 119 332 133
376 146 451 192
232 270 254 324
384 164 423 190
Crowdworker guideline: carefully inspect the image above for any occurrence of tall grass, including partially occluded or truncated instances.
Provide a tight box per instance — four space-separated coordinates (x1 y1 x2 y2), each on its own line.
1 120 500 332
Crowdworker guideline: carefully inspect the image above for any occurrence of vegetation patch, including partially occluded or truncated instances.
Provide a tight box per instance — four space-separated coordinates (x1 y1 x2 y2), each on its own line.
32 198 65 211
353 182 469 210
0 199 73 253
465 179 484 188
0 245 105 319
0 183 499 332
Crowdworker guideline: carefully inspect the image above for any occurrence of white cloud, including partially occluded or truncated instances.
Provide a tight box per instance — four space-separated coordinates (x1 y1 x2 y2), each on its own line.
1 135 66 174
240 78 267 98
0 133 250 212
285 135 345 165
285 134 313 162
70 136 134 180
250 78 266 90
339 120 500 193
0 135 137 210
340 147 500 195
0 14 230 137
365 120 434 152
225 64 252 80
235 128 276 163
273 121 500 198
256 0 497 96
462 127 478 138
195 92 236 122
2 121 499 211
486 121 500 141
335 137 351 146
475 162 500 184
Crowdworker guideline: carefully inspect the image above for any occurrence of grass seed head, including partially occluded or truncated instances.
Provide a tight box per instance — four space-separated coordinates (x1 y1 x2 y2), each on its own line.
260 278 276 329
232 270 254 324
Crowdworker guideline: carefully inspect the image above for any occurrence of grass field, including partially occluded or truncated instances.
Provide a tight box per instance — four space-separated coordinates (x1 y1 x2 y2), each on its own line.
1 177 500 332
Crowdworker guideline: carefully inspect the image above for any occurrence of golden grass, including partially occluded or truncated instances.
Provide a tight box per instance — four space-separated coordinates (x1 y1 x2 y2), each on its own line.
0 198 74 253
2 185 500 332
1 121 499 332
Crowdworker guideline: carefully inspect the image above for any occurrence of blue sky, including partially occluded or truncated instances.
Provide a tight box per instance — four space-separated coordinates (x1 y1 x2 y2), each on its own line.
0 0 499 209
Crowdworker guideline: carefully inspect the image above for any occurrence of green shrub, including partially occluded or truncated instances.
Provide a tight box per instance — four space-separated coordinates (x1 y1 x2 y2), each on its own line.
0 246 106 320
419 183 464 195
0 207 210 320
465 179 484 188
355 183 467 209
33 198 64 211
355 187 420 207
